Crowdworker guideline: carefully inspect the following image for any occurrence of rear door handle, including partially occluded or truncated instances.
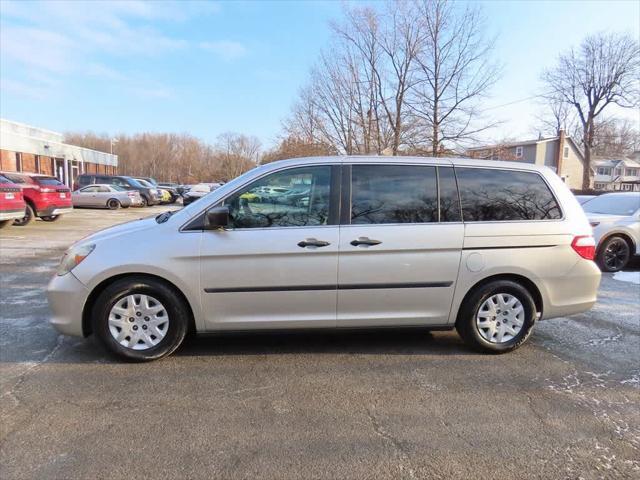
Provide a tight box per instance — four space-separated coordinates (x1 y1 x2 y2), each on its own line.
350 237 382 247
298 238 331 248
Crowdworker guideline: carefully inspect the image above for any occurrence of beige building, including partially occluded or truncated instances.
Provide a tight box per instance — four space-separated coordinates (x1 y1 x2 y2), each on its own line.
0 119 117 188
466 131 586 190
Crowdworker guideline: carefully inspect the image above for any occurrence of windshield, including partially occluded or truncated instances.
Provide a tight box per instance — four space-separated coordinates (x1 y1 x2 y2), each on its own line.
136 179 153 187
36 177 65 186
583 195 640 216
0 175 11 183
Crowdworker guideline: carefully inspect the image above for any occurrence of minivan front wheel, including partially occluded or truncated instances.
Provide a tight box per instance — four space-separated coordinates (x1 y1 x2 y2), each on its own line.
456 280 536 354
92 277 189 361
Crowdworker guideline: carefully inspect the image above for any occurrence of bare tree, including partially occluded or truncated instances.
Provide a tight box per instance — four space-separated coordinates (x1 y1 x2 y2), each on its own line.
409 0 499 156
591 117 640 158
543 32 640 189
534 93 577 138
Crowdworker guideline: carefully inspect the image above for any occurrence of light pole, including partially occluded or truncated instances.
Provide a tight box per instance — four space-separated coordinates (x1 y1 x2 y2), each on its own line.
110 138 119 155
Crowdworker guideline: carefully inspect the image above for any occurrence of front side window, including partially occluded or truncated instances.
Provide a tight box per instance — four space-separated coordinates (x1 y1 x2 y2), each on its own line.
351 165 438 224
456 167 562 221
224 166 331 229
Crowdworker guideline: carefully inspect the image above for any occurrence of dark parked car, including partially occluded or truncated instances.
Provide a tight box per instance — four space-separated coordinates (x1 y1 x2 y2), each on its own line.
136 177 180 203
1 172 73 225
74 174 160 206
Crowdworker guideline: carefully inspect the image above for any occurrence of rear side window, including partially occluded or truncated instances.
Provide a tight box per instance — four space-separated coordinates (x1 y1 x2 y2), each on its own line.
456 167 562 221
351 165 438 224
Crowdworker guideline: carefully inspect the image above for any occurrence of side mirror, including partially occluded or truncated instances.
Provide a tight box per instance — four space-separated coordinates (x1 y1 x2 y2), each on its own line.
204 206 229 230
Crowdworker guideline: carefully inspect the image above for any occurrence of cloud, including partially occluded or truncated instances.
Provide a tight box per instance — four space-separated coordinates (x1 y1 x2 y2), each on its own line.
0 79 47 100
0 0 218 99
200 41 248 60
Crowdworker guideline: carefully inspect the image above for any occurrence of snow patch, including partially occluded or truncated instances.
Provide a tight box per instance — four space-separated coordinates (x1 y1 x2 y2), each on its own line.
613 271 640 285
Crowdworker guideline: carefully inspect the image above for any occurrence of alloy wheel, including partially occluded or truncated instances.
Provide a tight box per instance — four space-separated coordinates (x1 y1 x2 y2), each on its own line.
603 238 629 271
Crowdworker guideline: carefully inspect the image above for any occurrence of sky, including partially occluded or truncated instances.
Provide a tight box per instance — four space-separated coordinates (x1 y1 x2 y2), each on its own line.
1 0 639 149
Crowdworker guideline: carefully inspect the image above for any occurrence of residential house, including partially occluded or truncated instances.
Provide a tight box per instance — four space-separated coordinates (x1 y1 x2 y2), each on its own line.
466 131 585 190
592 158 640 192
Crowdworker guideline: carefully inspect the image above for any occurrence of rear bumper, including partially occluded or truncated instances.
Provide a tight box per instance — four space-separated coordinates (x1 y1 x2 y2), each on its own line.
37 206 73 217
0 208 25 221
540 259 601 320
47 272 89 337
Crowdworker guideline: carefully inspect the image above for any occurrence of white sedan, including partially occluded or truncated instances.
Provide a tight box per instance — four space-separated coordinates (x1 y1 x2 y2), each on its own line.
72 184 144 209
583 192 640 272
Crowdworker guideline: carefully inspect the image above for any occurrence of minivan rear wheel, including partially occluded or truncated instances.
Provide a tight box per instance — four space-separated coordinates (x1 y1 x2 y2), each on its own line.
92 276 189 362
456 280 536 354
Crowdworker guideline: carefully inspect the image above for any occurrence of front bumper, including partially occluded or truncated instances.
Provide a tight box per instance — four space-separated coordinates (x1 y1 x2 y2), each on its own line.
47 272 89 337
0 208 25 221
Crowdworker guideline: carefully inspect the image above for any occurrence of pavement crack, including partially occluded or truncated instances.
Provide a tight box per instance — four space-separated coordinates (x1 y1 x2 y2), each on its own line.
1 334 64 408
365 407 419 480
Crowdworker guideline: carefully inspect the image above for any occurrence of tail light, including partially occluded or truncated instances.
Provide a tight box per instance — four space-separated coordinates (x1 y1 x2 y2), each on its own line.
571 235 596 260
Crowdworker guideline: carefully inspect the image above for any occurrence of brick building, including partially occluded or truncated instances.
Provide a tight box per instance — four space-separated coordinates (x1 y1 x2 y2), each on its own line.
0 119 117 188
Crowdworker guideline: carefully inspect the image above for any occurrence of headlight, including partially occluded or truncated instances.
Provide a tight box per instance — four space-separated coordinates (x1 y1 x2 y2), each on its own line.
57 244 95 276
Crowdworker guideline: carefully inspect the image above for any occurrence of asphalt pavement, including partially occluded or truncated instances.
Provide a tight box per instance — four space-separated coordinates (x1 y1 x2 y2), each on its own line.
1 206 639 480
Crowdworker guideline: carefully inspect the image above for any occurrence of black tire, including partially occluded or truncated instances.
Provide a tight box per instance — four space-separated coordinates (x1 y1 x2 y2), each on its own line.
596 236 631 273
92 276 190 362
107 198 121 210
456 280 537 354
0 220 11 229
13 204 35 226
40 215 61 222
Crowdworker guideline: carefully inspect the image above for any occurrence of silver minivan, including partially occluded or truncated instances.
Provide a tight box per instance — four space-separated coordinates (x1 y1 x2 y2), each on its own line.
47 157 601 361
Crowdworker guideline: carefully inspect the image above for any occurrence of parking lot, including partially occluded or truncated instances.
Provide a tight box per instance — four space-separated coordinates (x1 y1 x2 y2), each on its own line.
1 207 639 480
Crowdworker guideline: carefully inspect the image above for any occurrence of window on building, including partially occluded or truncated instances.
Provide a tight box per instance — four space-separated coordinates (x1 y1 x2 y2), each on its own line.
625 168 638 177
515 146 523 158
15 153 22 172
456 167 562 221
594 183 606 190
34 155 40 173
614 167 623 176
350 165 438 224
622 184 633 191
597 167 612 176
563 146 569 158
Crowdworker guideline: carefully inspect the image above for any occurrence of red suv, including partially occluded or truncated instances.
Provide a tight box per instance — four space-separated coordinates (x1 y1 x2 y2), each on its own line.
1 172 73 226
0 174 26 229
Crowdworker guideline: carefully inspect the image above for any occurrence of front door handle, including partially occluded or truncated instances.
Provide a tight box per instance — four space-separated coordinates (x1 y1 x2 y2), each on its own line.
298 238 331 248
350 237 382 247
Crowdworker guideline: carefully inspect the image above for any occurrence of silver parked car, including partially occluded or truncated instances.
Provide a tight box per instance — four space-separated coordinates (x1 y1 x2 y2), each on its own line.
72 184 143 209
582 192 640 272
48 157 601 361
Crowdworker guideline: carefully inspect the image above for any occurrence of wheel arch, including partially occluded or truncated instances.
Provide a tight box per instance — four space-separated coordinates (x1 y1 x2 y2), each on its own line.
82 272 196 337
598 231 636 255
454 273 544 325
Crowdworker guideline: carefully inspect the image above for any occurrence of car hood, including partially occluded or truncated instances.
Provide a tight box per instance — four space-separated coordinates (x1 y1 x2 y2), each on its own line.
586 213 627 224
77 216 158 246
